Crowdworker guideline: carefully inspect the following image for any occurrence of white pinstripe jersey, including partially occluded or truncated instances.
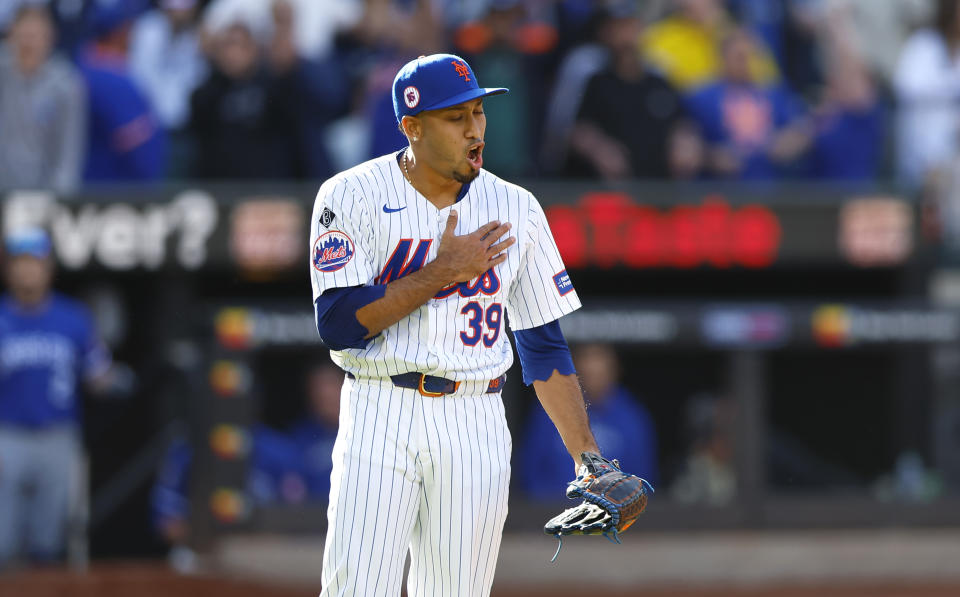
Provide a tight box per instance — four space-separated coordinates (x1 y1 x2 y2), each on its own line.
309 151 581 382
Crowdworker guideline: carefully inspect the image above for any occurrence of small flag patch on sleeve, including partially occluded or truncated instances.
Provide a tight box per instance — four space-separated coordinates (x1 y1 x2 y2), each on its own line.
552 270 573 296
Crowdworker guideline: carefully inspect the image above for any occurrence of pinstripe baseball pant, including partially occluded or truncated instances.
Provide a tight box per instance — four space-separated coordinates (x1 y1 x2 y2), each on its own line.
320 376 511 597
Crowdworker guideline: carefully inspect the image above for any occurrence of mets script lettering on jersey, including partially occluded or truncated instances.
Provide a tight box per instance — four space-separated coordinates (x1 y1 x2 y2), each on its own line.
434 268 500 299
376 239 432 284
375 238 501 298
309 151 581 381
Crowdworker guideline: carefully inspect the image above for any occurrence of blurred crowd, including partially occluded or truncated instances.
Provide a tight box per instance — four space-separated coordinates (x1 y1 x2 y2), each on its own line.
4 0 960 193
7 0 960 571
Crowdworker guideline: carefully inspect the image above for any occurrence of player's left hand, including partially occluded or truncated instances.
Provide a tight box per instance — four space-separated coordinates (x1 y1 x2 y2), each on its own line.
543 452 653 559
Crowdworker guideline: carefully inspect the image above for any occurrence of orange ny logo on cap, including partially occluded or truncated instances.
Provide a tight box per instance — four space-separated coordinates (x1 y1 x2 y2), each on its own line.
451 59 471 82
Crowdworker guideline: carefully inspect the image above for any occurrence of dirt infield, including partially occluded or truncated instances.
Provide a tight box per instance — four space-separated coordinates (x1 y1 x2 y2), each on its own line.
2 564 960 597
509 586 960 597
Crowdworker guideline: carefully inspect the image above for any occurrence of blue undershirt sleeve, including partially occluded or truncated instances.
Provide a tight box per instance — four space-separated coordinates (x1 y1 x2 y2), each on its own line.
314 285 387 350
513 320 576 385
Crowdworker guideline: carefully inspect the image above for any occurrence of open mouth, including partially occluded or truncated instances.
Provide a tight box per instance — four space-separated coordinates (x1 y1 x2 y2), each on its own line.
466 143 484 169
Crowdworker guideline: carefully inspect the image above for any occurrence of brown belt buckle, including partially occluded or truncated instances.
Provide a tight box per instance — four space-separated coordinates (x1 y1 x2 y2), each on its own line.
418 374 459 397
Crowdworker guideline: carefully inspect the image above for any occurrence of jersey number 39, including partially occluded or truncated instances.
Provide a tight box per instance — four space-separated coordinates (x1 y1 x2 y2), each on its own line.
460 302 502 347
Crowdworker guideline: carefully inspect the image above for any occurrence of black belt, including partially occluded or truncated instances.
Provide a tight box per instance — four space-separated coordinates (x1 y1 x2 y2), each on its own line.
391 372 506 397
385 372 507 397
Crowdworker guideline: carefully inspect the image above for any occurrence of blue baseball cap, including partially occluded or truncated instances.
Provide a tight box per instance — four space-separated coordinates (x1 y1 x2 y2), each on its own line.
5 228 51 259
90 0 148 37
393 54 508 123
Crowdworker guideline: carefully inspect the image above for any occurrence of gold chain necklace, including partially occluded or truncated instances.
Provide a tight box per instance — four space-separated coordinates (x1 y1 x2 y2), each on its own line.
402 149 413 185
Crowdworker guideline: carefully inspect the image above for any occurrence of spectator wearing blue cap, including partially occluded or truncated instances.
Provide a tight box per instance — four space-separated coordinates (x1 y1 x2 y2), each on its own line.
0 228 115 568
0 5 87 194
77 0 167 182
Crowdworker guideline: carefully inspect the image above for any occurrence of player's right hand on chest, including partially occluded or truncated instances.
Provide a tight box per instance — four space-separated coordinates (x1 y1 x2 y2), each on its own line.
435 210 515 283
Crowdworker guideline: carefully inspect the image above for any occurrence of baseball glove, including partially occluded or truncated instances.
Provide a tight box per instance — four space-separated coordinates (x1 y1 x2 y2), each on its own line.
544 452 653 560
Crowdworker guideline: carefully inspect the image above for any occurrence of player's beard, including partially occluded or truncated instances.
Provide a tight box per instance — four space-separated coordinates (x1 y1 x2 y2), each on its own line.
453 167 480 184
453 154 482 183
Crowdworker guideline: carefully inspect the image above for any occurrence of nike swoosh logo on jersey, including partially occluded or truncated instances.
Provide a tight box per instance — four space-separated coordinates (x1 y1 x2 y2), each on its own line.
383 205 406 213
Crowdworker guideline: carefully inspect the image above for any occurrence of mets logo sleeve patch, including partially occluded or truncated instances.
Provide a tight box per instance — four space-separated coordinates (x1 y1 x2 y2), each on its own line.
313 231 354 272
309 178 377 299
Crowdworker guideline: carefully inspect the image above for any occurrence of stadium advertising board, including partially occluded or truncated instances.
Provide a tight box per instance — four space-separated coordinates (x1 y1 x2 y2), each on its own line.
1 184 914 272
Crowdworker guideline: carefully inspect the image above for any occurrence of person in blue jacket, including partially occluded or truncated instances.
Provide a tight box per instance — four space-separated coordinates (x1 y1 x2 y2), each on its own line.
519 342 658 501
288 362 343 501
0 228 113 568
77 0 167 182
807 34 885 182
